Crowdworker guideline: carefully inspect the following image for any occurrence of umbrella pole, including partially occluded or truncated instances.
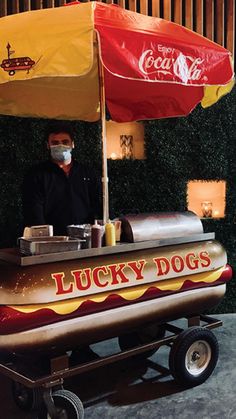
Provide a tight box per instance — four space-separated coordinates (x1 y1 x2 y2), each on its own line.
98 46 109 225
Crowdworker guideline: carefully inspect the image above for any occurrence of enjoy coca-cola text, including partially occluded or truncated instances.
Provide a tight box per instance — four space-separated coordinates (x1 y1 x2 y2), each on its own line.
138 47 205 83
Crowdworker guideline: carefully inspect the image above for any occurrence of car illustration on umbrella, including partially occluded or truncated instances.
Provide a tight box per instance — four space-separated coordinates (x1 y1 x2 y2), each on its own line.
1 43 35 76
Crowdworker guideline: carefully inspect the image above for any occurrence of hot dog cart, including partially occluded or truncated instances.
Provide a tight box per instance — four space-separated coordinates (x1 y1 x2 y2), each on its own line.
0 3 234 418
0 212 232 418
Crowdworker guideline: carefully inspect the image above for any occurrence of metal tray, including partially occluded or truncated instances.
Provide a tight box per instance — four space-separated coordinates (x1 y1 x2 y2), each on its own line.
19 236 83 256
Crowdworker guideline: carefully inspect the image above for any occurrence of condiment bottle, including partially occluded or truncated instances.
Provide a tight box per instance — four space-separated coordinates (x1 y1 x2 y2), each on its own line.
105 220 116 246
91 220 102 248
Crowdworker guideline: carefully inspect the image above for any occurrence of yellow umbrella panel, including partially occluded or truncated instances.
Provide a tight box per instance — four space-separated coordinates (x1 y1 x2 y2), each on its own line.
0 4 100 121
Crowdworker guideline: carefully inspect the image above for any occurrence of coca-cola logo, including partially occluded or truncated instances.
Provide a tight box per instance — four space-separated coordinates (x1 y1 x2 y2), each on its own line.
138 46 205 83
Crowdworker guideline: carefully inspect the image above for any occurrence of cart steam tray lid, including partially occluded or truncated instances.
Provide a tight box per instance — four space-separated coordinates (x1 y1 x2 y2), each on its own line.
121 211 203 242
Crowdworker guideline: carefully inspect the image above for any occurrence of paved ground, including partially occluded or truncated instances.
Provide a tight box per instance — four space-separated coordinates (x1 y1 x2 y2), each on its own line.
0 314 235 418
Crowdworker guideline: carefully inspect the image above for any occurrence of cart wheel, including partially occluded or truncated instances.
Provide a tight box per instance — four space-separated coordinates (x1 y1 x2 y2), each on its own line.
39 389 84 419
12 381 43 411
169 326 219 387
118 324 165 359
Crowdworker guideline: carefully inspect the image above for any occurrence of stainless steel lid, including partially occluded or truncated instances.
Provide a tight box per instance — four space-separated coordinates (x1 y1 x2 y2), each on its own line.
120 211 203 242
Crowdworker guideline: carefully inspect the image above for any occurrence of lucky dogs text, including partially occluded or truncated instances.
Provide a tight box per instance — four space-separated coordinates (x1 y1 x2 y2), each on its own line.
52 251 211 296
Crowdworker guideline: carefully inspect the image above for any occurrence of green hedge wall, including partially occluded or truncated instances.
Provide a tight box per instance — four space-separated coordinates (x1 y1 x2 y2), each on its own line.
142 88 236 314
0 86 235 312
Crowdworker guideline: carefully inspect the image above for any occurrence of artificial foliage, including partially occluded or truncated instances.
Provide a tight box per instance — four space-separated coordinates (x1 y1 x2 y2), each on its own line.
0 86 235 312
143 86 236 313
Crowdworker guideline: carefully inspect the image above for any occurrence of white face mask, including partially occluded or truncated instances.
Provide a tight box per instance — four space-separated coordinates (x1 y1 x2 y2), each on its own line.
50 145 72 162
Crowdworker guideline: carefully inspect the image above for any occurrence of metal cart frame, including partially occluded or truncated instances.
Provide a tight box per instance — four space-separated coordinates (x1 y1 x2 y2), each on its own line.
0 313 223 418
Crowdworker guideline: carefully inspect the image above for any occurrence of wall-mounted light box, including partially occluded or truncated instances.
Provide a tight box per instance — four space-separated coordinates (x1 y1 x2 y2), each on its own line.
106 121 145 160
187 180 226 218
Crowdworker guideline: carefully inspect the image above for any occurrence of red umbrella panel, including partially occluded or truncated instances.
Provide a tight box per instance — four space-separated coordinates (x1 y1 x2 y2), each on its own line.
94 3 234 122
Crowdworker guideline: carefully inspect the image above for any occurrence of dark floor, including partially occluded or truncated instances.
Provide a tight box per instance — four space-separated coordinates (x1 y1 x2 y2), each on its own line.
0 314 235 418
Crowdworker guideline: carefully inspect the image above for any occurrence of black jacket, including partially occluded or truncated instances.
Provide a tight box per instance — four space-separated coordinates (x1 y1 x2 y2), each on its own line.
22 160 101 235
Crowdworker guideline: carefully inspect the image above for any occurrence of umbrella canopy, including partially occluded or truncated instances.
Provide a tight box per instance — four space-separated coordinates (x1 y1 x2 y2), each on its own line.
0 1 234 122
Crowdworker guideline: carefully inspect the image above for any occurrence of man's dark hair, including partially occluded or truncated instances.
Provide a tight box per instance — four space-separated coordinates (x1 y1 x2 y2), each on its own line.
45 121 75 142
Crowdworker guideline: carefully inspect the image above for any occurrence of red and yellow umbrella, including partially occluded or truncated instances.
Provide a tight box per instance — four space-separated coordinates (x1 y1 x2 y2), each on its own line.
0 1 234 219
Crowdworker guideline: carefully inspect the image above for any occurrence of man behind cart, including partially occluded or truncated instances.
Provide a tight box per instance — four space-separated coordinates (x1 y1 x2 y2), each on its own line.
22 121 101 236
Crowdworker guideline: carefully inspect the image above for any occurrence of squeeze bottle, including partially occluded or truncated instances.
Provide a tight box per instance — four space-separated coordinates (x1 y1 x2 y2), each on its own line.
105 220 116 246
91 220 102 248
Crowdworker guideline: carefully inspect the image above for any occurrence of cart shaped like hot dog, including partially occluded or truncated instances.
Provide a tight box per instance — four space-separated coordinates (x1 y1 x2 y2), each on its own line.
0 212 232 418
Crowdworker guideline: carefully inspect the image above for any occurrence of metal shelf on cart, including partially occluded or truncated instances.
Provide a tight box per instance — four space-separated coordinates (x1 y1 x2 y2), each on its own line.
0 232 215 267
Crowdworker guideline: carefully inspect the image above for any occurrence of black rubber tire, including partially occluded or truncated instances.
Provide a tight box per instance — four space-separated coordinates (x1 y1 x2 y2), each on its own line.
169 327 219 387
11 381 43 411
118 324 166 359
39 389 84 419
